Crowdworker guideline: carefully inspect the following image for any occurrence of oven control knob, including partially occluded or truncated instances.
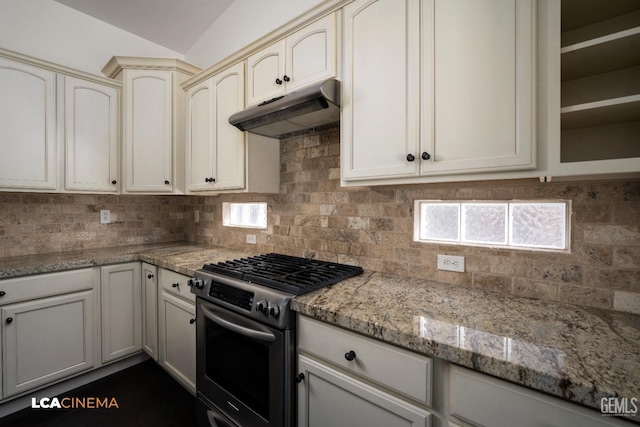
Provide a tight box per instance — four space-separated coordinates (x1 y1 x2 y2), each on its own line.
189 279 205 289
256 301 268 314
268 305 280 318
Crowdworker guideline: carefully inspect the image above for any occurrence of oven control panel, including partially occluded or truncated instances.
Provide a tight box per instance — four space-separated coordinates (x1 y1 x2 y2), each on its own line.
209 280 254 311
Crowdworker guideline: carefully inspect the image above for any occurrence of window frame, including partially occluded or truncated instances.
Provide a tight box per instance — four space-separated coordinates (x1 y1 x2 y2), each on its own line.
413 200 571 252
222 202 268 229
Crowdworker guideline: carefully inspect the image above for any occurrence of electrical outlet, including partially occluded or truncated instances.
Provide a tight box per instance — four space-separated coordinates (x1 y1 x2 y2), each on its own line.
100 210 110 224
437 254 465 273
194 210 200 223
246 234 257 245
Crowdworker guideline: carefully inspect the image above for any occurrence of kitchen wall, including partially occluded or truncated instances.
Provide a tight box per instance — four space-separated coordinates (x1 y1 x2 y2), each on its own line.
0 193 185 258
0 126 637 314
0 0 182 75
185 0 326 68
184 125 640 315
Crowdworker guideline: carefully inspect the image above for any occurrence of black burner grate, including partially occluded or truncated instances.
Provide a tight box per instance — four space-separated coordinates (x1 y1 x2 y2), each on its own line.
202 253 363 295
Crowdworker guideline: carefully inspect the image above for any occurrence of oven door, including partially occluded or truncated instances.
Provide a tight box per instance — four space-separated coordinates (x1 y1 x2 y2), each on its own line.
196 298 293 427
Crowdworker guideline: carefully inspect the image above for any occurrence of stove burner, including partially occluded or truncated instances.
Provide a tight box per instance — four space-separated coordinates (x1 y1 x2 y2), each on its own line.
202 253 363 295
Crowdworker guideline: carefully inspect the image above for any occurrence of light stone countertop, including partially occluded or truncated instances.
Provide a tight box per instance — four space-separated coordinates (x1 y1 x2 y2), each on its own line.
291 270 640 416
1 243 638 416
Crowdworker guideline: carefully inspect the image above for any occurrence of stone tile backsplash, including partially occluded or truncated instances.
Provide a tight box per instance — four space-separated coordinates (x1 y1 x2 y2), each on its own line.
0 193 185 257
184 126 640 315
1 125 638 314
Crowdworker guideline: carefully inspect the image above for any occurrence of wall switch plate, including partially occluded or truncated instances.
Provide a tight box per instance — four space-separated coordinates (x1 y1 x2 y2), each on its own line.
437 254 465 273
100 210 110 224
194 210 200 223
246 234 257 245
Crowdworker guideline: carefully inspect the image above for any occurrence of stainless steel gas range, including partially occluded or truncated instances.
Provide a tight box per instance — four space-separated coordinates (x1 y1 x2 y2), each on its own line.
189 253 363 427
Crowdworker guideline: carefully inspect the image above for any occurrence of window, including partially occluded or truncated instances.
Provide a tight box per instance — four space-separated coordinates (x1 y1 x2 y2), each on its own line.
222 202 267 229
414 200 570 251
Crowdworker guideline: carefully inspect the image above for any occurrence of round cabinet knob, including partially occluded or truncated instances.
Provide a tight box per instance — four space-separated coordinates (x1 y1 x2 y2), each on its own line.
421 152 431 160
6 317 13 324
275 78 283 85
172 283 179 288
295 373 305 383
344 350 357 361
0 291 5 297
111 180 117 185
147 274 154 279
164 180 170 185
283 75 290 82
406 154 415 162
189 318 196 325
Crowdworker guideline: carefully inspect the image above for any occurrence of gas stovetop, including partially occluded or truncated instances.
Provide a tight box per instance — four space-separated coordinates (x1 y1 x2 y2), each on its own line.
202 253 364 296
190 254 363 329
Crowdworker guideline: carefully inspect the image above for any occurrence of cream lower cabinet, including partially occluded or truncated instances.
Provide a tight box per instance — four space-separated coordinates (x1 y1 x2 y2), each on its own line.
341 0 535 185
449 366 633 427
101 263 142 363
141 262 158 361
157 268 196 394
297 316 432 427
0 269 96 399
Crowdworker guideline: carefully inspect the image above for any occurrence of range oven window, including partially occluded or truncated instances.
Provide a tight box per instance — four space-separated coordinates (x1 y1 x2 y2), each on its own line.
205 318 270 419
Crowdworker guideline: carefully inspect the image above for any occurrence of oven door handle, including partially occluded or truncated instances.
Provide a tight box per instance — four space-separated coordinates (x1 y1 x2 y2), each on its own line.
201 304 276 343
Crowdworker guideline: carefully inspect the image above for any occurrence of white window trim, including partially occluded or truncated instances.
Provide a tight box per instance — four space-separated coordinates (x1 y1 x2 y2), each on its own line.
413 200 571 253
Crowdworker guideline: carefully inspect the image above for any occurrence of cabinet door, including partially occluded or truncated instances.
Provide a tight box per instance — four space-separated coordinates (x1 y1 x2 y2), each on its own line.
285 13 336 92
212 62 246 190
341 0 421 181
247 41 286 106
158 291 196 394
123 70 173 192
424 0 535 174
2 291 94 397
141 263 157 361
101 263 142 363
186 79 215 192
63 76 119 192
298 355 431 427
0 57 57 191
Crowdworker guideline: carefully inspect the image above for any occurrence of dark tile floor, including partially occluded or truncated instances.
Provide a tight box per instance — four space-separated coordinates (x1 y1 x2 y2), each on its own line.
0 360 196 427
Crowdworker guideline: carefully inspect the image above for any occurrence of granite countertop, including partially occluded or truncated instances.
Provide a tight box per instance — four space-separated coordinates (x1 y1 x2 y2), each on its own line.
1 244 638 416
291 270 640 415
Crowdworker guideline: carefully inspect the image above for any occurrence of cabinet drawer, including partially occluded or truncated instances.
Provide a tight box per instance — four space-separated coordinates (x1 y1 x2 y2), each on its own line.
159 268 195 302
450 366 630 427
0 269 94 305
298 316 432 405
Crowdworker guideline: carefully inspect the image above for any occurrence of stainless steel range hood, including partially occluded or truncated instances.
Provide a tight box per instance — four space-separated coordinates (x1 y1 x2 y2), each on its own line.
229 78 339 138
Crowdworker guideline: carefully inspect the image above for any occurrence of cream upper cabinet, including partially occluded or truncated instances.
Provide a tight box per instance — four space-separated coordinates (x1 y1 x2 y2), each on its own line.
62 76 119 193
0 56 57 191
186 62 246 192
341 0 421 181
185 63 280 195
424 0 535 175
546 0 640 177
102 57 201 194
341 0 536 185
246 13 336 106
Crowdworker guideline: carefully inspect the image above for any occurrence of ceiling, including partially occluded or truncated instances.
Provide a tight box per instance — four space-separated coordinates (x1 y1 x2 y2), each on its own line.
53 0 234 54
